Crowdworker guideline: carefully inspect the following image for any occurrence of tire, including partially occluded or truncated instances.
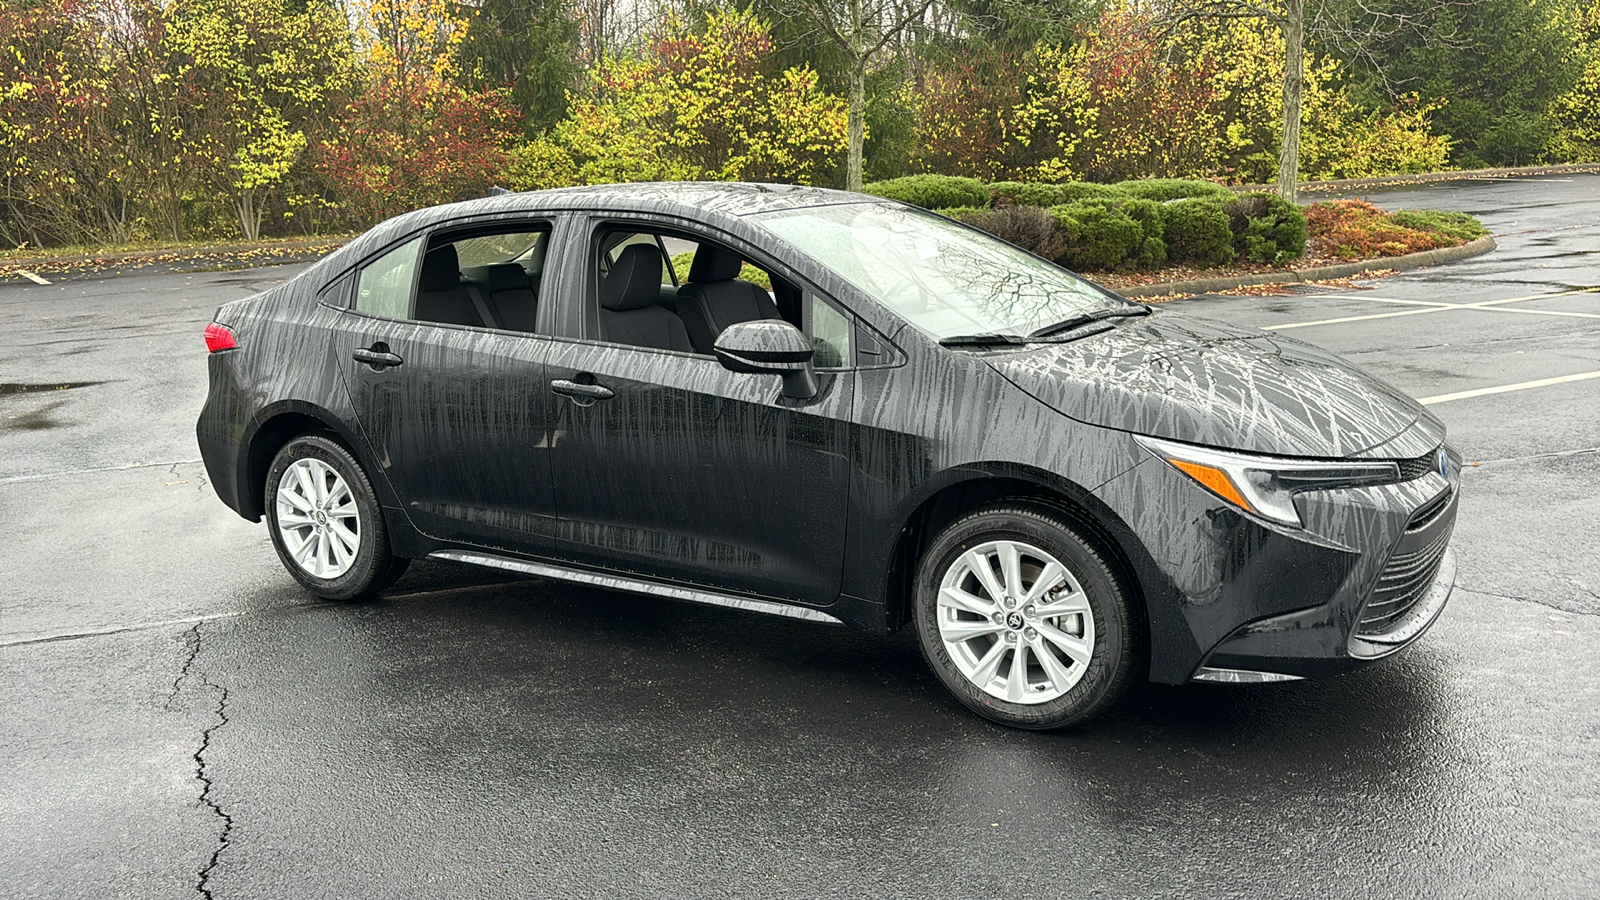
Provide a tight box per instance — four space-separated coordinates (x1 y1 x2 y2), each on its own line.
264 433 402 601
913 503 1141 730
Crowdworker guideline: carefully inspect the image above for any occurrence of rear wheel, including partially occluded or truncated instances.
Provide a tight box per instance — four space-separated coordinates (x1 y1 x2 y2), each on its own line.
913 503 1140 729
264 434 405 600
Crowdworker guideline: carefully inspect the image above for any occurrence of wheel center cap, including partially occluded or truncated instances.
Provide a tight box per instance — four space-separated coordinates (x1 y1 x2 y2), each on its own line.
313 510 327 525
1005 611 1025 630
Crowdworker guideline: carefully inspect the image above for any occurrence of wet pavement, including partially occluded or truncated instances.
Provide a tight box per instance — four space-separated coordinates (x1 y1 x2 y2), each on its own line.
3 175 1598 898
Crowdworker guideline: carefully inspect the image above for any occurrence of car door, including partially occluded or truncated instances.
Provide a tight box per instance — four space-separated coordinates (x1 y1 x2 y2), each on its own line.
539 220 856 607
333 219 566 553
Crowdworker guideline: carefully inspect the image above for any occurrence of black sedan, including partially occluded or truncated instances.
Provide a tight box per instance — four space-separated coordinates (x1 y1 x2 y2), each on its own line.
197 182 1459 729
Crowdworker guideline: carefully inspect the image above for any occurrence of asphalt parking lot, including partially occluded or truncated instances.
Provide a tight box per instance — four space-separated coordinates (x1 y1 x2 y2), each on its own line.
3 174 1597 898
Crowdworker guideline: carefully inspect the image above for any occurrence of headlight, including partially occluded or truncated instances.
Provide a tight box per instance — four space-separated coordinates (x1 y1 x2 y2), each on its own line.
1133 435 1401 528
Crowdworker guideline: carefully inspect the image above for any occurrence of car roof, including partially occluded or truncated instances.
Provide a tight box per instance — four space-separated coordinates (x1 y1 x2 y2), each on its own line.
425 181 879 223
311 182 888 283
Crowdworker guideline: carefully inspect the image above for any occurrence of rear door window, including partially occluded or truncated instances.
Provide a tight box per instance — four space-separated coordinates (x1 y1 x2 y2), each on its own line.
355 237 423 320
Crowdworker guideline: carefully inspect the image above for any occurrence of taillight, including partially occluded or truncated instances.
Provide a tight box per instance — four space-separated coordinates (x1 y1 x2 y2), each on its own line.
204 322 237 353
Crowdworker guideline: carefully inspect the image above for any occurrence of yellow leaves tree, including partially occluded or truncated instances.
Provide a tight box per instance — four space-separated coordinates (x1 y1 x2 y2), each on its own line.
1549 0 1600 163
524 11 849 188
165 0 355 238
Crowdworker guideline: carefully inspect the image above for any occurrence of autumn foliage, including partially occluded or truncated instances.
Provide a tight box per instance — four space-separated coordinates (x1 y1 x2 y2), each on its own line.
1304 199 1487 259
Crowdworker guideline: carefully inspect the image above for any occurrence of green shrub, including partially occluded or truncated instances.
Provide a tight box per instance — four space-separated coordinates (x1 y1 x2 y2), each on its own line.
1115 178 1235 202
1048 202 1145 272
863 175 990 210
1055 181 1131 204
933 206 989 221
1117 197 1166 239
1135 235 1168 270
1164 198 1236 265
1391 210 1490 242
1223 192 1307 265
961 206 1068 260
987 181 1066 207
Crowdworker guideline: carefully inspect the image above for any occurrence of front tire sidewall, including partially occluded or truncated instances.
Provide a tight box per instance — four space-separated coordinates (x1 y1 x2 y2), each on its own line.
265 435 392 601
914 506 1136 730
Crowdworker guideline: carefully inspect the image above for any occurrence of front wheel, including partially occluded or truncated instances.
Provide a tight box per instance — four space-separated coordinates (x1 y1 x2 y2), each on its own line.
264 434 406 601
913 503 1141 730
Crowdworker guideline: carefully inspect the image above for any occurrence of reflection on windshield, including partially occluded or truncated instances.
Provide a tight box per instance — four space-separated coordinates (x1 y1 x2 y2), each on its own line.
752 203 1122 339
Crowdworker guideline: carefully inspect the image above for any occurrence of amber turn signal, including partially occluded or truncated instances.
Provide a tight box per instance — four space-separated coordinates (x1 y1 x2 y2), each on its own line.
1166 459 1255 512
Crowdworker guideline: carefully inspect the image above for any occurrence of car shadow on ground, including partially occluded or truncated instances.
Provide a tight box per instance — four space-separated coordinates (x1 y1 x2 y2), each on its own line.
245 558 1470 823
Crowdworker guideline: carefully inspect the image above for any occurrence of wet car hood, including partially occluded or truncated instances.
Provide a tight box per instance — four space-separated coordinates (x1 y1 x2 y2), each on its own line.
986 313 1441 459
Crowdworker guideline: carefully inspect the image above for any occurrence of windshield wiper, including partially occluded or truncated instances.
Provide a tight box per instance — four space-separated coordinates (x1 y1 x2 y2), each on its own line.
938 333 1028 347
1028 304 1152 339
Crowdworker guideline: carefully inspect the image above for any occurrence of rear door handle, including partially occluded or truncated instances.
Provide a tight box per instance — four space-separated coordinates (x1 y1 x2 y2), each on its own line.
551 378 615 405
352 346 403 369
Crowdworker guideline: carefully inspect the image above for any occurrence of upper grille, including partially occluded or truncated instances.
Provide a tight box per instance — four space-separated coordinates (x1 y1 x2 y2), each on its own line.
1355 489 1456 637
1396 452 1438 482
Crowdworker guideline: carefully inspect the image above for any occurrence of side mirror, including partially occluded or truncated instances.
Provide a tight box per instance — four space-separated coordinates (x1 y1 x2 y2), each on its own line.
713 320 819 400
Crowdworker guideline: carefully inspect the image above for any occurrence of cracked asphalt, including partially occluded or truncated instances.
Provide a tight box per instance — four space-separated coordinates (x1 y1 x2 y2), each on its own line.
3 175 1598 899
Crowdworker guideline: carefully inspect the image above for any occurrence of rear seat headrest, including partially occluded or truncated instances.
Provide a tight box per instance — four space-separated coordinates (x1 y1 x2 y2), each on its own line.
487 263 530 292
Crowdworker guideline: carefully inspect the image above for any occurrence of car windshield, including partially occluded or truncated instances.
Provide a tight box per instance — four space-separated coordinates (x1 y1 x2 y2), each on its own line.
751 202 1124 339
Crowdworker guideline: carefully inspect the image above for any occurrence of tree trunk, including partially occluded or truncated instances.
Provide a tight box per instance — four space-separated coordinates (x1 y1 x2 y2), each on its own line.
847 62 866 192
1276 0 1304 205
237 188 259 241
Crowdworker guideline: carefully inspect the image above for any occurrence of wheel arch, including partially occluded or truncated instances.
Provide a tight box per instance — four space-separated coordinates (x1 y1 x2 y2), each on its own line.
236 401 394 521
881 466 1151 640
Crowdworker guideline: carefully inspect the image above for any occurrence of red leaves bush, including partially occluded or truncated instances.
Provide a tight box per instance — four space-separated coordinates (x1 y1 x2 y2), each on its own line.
313 78 518 227
1305 199 1454 259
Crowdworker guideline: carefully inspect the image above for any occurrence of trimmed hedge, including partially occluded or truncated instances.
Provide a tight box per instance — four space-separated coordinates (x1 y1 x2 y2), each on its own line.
863 175 990 210
933 206 989 220
1162 199 1235 266
1224 192 1307 265
1055 181 1131 204
879 175 1480 273
988 181 1067 208
1391 209 1490 242
1048 202 1146 272
1115 178 1235 202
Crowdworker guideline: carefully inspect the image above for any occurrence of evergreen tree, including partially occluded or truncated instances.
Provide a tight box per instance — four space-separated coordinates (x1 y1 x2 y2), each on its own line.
1338 0 1583 167
458 0 580 135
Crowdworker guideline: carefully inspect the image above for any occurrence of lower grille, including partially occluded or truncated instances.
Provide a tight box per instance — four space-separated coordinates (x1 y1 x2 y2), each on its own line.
1355 490 1456 638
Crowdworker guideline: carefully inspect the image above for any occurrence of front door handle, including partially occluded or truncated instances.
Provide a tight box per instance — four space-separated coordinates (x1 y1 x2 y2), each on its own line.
551 378 615 406
353 345 404 370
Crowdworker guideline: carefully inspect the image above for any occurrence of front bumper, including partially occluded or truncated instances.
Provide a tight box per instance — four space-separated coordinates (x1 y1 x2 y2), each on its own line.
1092 437 1461 684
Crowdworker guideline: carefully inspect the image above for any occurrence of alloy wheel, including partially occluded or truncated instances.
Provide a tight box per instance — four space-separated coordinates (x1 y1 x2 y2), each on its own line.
936 539 1096 704
274 457 362 579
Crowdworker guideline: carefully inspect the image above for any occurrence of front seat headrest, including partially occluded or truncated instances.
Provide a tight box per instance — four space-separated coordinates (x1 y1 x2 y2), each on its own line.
687 245 744 284
419 244 461 292
601 244 664 311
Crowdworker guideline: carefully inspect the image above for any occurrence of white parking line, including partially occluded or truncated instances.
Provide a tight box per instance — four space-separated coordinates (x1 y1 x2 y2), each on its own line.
15 269 51 285
1418 370 1600 405
1265 288 1600 330
1266 306 1452 329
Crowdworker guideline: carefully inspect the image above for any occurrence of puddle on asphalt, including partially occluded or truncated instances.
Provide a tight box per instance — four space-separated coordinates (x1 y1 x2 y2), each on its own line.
1 400 67 431
0 381 102 396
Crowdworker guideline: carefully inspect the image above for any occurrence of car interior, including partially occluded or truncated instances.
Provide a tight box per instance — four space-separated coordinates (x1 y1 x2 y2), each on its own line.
412 227 549 333
593 229 806 356
390 222 851 367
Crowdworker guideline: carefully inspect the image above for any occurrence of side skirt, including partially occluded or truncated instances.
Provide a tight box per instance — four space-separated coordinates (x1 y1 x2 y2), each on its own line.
427 549 847 626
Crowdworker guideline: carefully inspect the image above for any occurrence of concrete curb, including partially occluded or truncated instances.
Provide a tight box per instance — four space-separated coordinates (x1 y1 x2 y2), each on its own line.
1238 162 1600 194
0 235 350 272
1114 235 1498 298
